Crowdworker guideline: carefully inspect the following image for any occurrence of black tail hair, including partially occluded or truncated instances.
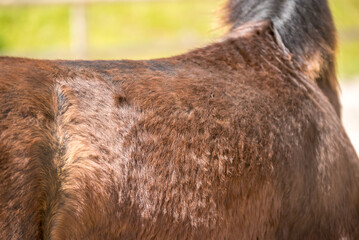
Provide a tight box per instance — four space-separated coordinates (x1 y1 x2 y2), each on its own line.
224 0 340 116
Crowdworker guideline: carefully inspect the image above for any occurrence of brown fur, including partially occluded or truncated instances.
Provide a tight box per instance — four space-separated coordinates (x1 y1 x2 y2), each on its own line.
223 0 341 116
0 14 359 240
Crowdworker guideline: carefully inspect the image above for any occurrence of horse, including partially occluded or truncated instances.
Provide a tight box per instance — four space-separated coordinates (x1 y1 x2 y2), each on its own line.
1 0 358 239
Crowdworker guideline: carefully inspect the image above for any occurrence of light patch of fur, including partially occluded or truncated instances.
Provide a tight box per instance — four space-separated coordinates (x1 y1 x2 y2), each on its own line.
221 21 272 40
51 74 141 239
303 52 323 81
51 72 222 237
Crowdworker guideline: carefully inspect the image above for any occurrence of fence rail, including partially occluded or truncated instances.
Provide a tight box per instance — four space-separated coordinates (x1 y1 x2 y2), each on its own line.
1 0 358 59
0 0 171 6
0 0 186 58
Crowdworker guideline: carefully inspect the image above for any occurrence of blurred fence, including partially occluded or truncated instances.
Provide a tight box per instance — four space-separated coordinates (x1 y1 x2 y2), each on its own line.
0 0 176 58
0 0 358 75
0 0 166 4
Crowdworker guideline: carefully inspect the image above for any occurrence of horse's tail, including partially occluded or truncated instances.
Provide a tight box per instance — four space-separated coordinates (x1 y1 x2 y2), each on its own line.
223 0 340 116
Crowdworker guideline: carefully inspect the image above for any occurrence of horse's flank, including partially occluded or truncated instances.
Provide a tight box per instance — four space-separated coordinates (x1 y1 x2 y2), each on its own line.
0 2 359 240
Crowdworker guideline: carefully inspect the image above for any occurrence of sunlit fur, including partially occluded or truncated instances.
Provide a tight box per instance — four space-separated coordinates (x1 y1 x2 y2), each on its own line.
224 0 340 116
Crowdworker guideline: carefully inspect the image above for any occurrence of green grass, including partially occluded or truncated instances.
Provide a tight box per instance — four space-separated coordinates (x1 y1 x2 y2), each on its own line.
88 1 221 47
0 5 70 51
329 0 359 79
0 0 358 77
86 0 224 59
0 0 223 59
338 40 359 78
329 0 359 30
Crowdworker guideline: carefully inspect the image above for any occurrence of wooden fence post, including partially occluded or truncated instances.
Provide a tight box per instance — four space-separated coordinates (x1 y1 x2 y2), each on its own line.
70 2 87 59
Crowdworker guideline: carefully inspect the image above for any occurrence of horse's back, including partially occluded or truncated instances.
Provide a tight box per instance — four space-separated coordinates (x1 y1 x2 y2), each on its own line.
0 57 58 239
1 25 359 239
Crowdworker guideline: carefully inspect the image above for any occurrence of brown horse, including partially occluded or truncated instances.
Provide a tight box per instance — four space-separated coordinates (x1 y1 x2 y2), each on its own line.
1 0 358 239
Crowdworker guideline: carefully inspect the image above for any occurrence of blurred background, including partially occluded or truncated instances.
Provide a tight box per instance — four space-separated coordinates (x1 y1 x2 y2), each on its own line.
0 0 358 152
